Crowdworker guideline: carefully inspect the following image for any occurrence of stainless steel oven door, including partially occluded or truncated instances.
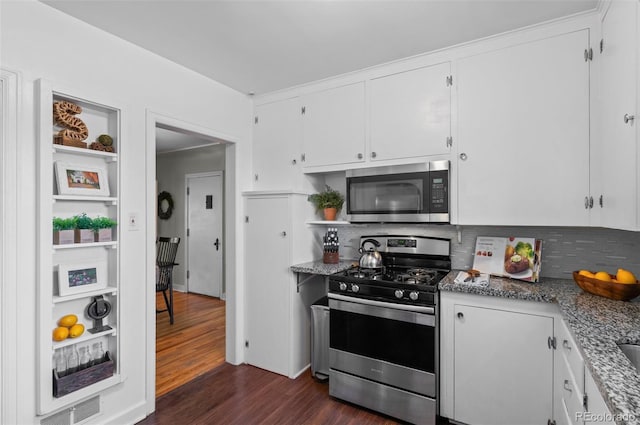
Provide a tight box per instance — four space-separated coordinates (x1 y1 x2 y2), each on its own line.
328 293 437 397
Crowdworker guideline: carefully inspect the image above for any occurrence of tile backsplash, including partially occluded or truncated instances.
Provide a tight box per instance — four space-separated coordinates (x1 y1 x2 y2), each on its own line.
313 224 640 280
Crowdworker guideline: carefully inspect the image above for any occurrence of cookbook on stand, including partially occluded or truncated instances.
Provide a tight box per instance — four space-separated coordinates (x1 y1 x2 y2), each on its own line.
472 236 542 282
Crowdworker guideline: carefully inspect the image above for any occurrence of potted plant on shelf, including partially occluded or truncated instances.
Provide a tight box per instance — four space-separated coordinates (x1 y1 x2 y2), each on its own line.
91 216 117 242
53 217 75 245
308 186 345 221
73 213 94 243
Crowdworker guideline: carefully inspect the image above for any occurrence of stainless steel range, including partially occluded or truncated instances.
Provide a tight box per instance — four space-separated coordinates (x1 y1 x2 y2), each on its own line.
328 235 450 425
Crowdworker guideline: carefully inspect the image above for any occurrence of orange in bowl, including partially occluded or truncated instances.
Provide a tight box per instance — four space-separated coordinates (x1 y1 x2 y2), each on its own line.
573 271 640 301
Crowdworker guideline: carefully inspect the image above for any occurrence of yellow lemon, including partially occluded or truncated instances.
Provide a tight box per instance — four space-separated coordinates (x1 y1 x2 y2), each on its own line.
52 327 69 341
616 269 637 284
68 323 84 338
578 270 595 278
594 271 612 282
57 314 78 328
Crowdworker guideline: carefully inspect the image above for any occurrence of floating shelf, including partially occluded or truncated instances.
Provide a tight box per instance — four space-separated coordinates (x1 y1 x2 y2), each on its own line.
52 326 117 350
53 287 118 304
53 241 117 250
305 220 351 225
53 144 117 160
53 195 117 204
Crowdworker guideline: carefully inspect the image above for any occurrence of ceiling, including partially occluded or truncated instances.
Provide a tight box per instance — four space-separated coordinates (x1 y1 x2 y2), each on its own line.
155 125 224 154
42 0 598 96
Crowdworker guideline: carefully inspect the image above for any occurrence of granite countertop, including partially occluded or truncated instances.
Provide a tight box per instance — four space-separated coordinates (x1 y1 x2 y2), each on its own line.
290 260 356 276
440 272 640 424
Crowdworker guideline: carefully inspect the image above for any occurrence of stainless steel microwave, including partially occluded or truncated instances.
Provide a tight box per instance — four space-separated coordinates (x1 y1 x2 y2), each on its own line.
346 160 449 223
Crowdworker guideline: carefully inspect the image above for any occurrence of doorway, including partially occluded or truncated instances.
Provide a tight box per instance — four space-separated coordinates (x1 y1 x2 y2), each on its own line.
149 116 234 405
186 172 223 298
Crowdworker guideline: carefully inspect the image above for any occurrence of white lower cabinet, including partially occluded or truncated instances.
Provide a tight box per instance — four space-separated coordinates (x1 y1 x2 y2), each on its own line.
440 292 556 425
243 192 325 378
555 318 614 425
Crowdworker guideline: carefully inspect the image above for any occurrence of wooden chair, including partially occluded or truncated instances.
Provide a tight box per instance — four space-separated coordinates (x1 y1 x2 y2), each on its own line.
156 237 180 324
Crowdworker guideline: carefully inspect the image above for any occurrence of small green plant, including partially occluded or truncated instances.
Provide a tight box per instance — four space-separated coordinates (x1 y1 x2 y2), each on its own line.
52 217 75 231
91 216 117 231
73 213 93 229
307 185 345 213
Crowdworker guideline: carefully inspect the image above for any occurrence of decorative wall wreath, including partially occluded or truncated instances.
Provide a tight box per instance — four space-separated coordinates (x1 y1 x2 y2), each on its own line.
158 191 174 220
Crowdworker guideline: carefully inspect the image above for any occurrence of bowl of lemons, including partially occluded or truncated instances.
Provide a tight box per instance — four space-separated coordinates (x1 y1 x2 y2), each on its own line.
573 268 640 301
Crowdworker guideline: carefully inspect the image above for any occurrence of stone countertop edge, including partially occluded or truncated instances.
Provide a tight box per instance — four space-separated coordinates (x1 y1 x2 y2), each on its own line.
440 271 640 425
290 260 357 276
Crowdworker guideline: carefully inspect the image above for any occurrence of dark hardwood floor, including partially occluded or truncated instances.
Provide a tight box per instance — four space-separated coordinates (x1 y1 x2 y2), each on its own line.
148 292 448 424
139 363 404 425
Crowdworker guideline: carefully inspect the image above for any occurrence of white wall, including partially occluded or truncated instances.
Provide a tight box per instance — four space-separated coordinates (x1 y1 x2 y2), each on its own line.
0 1 251 424
156 144 226 291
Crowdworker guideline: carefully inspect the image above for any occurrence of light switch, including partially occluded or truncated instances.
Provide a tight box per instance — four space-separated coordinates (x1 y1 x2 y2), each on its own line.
128 212 140 231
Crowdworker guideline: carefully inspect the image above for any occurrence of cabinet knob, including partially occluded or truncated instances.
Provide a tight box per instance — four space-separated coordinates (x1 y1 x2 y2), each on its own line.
457 312 464 319
281 231 287 237
562 339 571 351
357 153 363 160
624 114 636 124
291 159 297 165
459 153 467 161
371 151 377 159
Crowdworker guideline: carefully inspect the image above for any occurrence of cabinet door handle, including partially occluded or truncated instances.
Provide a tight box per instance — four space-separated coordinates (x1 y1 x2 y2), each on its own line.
589 196 594 209
457 312 464 319
563 339 571 351
371 151 377 159
563 379 572 393
584 196 589 209
624 113 635 124
357 153 363 160
459 153 467 161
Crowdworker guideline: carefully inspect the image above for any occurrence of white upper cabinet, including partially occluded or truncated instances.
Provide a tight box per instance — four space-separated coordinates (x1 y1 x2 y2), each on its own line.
456 30 591 225
598 0 638 231
370 62 452 161
301 82 366 168
252 97 302 190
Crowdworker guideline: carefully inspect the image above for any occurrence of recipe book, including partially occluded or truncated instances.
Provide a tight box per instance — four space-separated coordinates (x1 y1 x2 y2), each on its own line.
472 236 542 282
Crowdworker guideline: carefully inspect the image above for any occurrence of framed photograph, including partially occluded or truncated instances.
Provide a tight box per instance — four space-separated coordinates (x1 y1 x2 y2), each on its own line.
55 162 110 196
58 261 107 297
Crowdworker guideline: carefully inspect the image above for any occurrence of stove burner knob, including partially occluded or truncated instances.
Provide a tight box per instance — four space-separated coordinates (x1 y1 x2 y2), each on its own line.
339 283 347 291
351 284 360 293
409 291 419 301
394 290 404 299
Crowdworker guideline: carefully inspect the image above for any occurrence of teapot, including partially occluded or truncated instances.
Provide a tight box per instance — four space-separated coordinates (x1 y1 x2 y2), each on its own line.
358 239 383 269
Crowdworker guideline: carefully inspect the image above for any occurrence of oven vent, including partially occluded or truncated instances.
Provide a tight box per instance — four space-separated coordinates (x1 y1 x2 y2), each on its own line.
40 396 100 425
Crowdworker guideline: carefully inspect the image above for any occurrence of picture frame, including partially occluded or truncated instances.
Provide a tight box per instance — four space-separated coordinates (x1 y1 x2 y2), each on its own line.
57 261 107 297
55 161 110 196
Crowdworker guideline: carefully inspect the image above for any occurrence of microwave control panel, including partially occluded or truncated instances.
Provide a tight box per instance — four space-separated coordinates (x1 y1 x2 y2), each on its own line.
429 170 449 214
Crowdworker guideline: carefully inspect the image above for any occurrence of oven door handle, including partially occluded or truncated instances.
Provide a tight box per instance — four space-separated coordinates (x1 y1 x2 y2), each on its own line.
328 293 435 326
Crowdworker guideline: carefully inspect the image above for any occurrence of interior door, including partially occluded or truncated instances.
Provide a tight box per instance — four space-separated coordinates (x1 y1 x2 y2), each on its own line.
186 172 223 297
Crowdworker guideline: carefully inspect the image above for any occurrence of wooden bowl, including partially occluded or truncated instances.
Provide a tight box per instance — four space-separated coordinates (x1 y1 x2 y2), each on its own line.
572 271 640 301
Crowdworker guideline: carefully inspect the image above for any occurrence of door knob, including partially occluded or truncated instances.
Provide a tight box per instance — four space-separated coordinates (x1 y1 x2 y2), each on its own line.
214 238 220 251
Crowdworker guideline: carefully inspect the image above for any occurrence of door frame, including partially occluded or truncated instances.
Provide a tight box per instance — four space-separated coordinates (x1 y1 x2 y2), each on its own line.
145 111 239 414
184 171 224 298
1 69 19 425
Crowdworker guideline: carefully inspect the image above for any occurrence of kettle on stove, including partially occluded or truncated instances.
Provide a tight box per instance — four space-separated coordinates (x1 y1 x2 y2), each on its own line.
358 239 383 269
